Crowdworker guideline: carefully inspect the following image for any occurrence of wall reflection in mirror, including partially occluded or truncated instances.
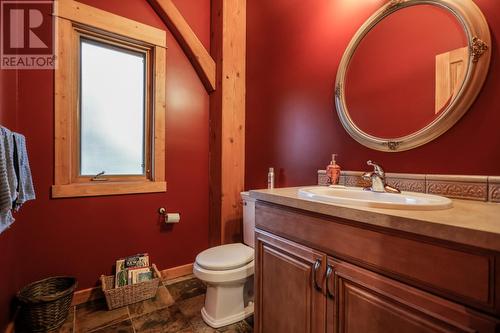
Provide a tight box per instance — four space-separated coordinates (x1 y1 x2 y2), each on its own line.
335 0 491 152
345 5 467 138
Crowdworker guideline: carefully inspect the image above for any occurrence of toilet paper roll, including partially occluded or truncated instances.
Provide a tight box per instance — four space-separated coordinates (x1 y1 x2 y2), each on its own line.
165 213 180 224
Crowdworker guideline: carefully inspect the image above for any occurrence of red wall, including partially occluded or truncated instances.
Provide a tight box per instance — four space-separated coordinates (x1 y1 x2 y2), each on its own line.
0 0 210 328
246 0 500 190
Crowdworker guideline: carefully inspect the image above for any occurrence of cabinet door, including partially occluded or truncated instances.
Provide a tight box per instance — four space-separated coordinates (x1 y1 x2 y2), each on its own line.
327 258 499 333
255 229 326 333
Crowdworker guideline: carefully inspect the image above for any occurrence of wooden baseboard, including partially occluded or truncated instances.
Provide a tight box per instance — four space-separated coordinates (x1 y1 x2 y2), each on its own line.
70 263 194 306
5 321 14 333
71 286 104 306
4 306 18 333
161 263 194 281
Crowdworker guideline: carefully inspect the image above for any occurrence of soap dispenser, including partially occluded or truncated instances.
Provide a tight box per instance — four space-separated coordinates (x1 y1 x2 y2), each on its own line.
326 154 341 185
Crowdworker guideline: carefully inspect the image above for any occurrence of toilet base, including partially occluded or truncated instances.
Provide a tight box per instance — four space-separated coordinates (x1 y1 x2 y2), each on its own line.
193 260 254 329
201 302 254 329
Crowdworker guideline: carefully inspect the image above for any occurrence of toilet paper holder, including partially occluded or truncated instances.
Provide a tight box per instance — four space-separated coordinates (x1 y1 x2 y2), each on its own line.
158 208 181 224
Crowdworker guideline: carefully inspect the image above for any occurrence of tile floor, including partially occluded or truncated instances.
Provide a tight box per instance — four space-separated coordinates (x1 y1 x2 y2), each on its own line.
16 275 253 333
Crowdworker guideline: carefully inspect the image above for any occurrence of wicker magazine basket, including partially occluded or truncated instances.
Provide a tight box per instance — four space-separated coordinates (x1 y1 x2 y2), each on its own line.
101 264 161 310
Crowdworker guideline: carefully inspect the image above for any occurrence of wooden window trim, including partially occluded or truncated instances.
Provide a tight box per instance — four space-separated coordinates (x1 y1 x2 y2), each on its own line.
52 0 166 198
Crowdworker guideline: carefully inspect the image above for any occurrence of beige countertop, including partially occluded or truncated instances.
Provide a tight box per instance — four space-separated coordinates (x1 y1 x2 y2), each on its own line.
249 187 500 252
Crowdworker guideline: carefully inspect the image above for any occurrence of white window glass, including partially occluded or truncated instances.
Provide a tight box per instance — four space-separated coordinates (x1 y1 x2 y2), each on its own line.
80 39 146 176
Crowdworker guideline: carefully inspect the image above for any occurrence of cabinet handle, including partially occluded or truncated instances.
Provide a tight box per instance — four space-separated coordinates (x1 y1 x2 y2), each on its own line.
326 264 334 299
313 259 322 292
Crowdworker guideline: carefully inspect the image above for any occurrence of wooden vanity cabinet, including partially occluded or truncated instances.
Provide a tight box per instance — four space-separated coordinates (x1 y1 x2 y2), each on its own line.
255 230 327 333
254 202 500 333
327 258 498 333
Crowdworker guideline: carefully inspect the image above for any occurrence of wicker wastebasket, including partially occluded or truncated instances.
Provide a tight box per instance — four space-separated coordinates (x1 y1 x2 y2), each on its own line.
17 276 77 332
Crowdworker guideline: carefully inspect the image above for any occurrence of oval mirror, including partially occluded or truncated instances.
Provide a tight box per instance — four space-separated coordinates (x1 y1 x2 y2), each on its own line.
335 0 491 152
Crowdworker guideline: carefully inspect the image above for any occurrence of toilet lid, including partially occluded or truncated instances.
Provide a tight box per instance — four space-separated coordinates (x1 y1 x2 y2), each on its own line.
196 243 254 271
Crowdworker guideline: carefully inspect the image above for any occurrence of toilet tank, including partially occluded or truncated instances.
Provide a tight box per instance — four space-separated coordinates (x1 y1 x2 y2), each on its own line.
241 192 256 248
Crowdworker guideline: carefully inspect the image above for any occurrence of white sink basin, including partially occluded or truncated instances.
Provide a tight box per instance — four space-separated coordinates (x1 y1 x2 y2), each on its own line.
298 186 453 210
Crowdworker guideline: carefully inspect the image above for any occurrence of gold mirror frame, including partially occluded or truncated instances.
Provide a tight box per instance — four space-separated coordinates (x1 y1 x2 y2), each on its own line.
335 0 491 152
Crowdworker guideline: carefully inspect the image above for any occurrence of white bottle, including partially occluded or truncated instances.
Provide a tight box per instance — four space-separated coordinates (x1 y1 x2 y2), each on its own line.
267 167 275 189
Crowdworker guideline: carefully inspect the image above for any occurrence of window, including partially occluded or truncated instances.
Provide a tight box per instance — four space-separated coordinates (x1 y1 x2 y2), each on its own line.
80 39 147 177
53 1 166 197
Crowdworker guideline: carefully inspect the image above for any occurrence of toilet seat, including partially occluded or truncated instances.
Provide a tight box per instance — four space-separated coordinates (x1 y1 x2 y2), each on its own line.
193 260 254 284
196 243 254 271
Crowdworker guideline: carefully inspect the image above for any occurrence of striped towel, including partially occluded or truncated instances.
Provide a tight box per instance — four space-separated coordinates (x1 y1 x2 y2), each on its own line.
0 127 16 232
13 132 35 210
0 127 36 234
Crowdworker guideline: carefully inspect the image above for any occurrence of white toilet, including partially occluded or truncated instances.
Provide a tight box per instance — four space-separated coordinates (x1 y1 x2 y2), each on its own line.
193 192 256 328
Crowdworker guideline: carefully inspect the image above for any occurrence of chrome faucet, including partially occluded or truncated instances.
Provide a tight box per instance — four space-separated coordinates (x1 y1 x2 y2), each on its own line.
362 160 400 194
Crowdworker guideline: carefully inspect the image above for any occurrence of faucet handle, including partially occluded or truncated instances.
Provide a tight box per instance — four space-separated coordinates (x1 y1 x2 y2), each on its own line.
362 172 372 181
366 160 385 178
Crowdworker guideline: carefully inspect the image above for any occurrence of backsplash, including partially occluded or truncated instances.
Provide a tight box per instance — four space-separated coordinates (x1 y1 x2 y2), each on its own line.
317 170 500 203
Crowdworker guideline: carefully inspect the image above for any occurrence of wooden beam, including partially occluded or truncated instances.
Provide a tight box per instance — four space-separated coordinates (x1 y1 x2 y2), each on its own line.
209 0 246 245
147 0 216 92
